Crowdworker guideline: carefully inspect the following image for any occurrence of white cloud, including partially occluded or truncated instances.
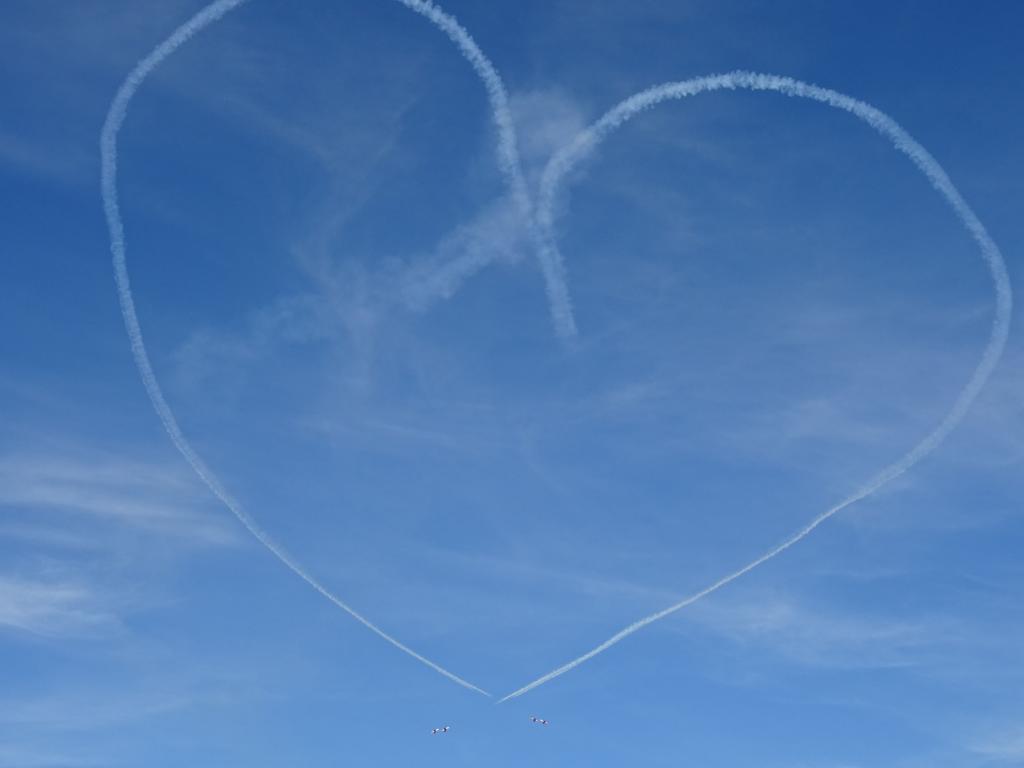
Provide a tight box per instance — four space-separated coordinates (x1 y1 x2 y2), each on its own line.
166 86 592 391
168 195 532 396
397 196 529 309
0 687 190 732
0 577 117 638
509 88 589 182
687 590 948 669
0 450 236 546
970 725 1024 764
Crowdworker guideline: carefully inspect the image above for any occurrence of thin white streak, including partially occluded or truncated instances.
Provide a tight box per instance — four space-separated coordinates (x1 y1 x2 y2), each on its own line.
100 0 488 697
499 71 1012 701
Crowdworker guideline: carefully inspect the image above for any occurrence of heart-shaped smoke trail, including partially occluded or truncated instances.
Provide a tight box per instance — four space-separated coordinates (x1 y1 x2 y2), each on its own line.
99 0 514 697
100 0 1011 704
497 72 1013 702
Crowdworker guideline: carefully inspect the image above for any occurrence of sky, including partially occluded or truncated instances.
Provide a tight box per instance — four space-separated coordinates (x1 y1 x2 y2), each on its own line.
1 0 1023 765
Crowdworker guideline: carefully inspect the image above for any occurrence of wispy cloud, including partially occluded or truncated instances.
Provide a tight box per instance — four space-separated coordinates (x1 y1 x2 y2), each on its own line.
686 590 947 669
0 577 117 639
168 197 529 398
167 85 590 395
0 0 204 190
0 687 191 732
0 523 103 552
170 292 335 392
509 88 588 184
0 447 238 640
0 129 94 186
398 196 529 309
950 346 1024 469
970 725 1024 765
0 450 235 546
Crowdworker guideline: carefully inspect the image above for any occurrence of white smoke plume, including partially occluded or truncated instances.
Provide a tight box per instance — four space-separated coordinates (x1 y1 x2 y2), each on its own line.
395 0 578 338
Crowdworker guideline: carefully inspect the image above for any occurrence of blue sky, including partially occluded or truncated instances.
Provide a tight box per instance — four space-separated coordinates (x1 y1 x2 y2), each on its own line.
2 0 1023 765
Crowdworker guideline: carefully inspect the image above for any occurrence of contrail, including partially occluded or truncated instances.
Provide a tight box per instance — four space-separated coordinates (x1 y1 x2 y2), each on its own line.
395 0 578 339
499 71 1012 702
398 198 527 311
100 0 488 697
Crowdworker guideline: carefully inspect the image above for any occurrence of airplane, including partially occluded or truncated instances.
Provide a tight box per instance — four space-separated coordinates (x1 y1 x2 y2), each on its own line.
530 716 549 726
431 726 451 735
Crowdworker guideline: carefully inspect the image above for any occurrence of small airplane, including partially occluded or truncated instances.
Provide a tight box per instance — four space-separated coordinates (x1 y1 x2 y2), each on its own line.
431 726 451 735
530 716 549 726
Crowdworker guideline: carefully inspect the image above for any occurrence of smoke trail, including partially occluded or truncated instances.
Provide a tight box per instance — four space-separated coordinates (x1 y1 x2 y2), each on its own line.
499 71 1012 702
395 0 577 338
399 198 528 311
100 0 488 697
